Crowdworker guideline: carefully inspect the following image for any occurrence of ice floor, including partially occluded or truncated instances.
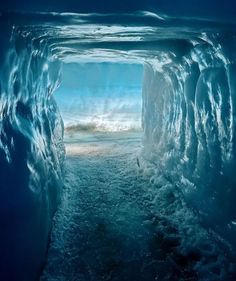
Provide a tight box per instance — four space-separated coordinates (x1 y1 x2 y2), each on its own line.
40 132 236 281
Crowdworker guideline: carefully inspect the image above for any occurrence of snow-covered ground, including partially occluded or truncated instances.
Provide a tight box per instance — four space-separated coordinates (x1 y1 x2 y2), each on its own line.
41 132 236 281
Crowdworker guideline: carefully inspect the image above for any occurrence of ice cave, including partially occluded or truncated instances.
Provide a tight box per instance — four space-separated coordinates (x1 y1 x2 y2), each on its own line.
1 1 236 281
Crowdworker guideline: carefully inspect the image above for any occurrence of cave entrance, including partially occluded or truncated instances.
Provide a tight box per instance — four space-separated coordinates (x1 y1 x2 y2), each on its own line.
43 60 165 281
54 62 144 143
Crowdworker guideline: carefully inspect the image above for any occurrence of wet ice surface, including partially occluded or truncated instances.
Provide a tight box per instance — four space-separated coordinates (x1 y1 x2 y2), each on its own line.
41 132 236 281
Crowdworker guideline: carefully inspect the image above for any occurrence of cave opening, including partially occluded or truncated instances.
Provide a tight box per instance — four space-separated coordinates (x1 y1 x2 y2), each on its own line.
54 61 144 157
55 61 143 136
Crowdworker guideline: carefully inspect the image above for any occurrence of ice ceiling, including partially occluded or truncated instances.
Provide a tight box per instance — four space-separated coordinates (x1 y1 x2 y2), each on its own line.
4 11 235 62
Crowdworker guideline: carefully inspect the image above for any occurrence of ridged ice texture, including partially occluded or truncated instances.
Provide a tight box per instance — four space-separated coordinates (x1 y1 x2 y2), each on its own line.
0 26 64 281
142 34 236 247
1 11 236 279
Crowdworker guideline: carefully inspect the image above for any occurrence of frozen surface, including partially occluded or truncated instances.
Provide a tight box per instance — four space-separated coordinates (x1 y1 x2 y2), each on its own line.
41 132 236 281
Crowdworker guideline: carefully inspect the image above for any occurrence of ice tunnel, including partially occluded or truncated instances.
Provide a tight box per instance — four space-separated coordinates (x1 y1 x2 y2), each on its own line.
1 10 236 281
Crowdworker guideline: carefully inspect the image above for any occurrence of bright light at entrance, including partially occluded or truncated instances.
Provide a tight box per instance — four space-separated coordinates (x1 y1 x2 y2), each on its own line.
54 62 143 132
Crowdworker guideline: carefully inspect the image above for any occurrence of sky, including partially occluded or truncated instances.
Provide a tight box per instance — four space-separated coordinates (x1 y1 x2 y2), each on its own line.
1 0 236 20
54 62 143 131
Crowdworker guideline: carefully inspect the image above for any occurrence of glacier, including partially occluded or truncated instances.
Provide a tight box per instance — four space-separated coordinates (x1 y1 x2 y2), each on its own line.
0 10 236 281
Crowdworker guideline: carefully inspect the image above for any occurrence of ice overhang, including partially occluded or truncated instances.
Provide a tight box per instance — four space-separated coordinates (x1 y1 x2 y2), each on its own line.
2 11 236 64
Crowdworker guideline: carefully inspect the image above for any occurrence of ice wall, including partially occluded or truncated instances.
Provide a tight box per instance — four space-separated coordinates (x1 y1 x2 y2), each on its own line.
0 25 64 280
142 34 236 247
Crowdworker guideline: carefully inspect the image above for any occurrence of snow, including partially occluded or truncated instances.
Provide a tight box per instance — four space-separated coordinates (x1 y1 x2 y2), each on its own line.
41 132 236 281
